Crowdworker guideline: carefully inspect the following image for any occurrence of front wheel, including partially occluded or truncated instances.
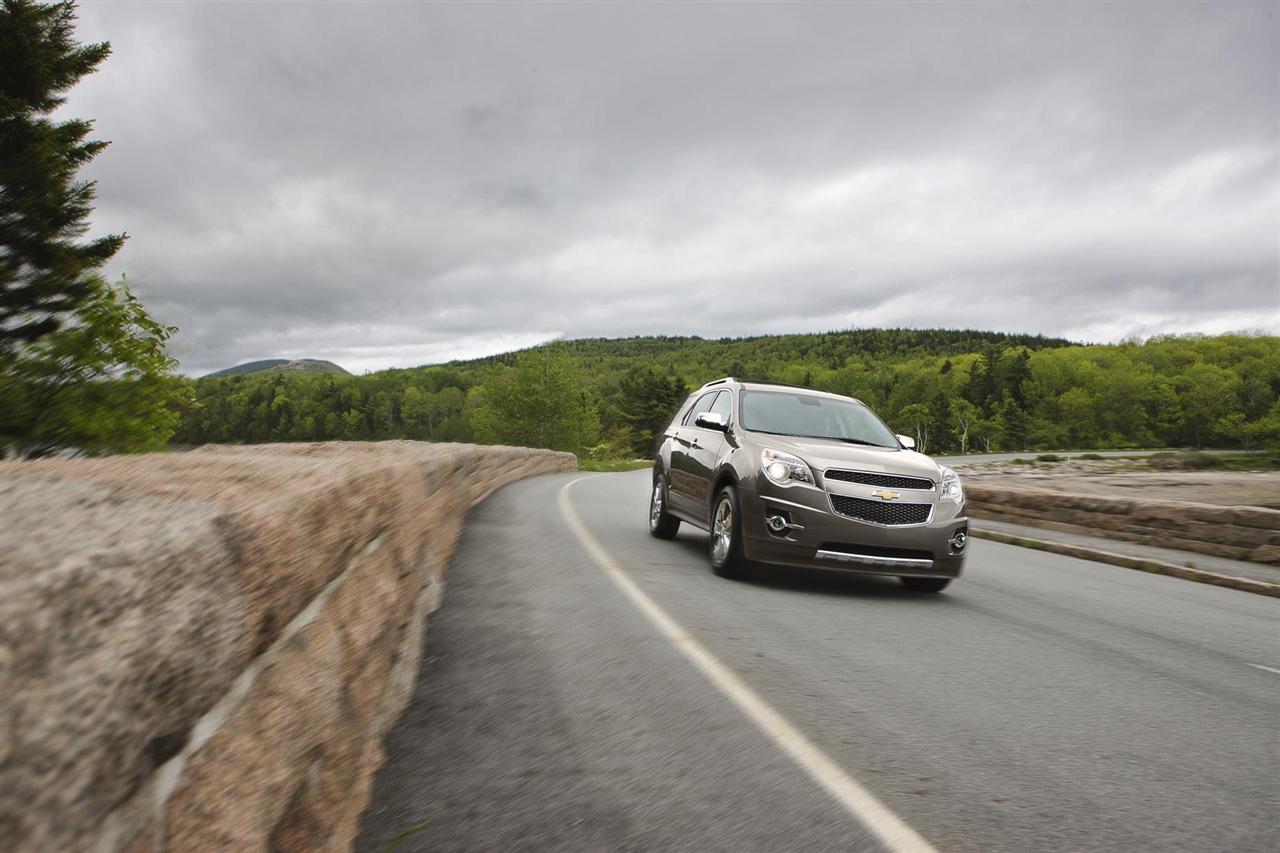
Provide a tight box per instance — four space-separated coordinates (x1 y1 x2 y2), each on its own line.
709 486 750 579
900 576 952 593
649 475 681 539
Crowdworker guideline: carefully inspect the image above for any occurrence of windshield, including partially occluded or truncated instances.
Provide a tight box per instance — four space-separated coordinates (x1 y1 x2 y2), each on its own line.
740 390 899 448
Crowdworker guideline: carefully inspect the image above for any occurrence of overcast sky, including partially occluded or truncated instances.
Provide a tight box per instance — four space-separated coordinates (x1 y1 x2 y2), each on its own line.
66 1 1278 376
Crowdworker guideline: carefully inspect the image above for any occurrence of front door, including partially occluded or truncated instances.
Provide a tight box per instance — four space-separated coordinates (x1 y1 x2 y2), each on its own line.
678 389 733 522
668 390 720 516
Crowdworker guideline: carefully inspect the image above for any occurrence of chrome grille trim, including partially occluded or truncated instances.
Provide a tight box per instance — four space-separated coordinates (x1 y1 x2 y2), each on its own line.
815 550 935 570
824 469 935 490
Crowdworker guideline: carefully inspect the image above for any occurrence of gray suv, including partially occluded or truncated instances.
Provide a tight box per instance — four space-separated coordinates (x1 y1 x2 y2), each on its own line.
649 378 967 592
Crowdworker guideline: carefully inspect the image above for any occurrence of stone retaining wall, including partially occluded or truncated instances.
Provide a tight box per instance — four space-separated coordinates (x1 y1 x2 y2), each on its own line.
965 483 1280 564
0 442 576 852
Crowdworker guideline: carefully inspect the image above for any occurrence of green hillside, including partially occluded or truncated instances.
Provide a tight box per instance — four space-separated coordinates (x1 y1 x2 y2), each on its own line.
445 329 1074 375
173 329 1280 459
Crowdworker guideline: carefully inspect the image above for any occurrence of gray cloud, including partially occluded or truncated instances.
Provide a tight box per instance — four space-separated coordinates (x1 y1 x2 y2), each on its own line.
62 1 1279 375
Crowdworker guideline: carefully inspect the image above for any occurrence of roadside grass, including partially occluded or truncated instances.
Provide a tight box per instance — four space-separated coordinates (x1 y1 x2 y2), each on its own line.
577 457 652 473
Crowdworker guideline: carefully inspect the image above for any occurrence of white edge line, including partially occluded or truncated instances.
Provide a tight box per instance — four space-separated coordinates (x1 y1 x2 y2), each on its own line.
558 475 938 853
1247 663 1280 675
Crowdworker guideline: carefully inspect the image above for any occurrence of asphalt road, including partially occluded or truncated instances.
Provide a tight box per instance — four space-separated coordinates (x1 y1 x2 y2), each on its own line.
356 470 1279 853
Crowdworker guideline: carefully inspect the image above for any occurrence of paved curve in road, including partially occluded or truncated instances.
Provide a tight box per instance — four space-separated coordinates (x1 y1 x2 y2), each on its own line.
356 470 1279 852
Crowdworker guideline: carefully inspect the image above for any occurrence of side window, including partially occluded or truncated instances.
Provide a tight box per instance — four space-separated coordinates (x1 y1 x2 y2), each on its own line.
681 391 719 426
708 389 733 422
668 394 698 431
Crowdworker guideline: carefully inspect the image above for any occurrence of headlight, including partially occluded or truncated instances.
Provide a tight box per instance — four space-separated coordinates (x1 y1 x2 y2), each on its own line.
939 466 963 503
761 448 815 487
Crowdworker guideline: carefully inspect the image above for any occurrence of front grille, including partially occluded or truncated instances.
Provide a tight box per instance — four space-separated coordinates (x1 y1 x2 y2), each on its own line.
830 494 932 526
824 469 934 490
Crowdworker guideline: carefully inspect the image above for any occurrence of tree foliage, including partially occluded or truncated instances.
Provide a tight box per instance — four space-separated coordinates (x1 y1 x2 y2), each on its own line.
0 276 191 457
613 366 689 456
0 3 186 458
470 346 598 453
1 0 124 346
174 330 1280 458
177 327 1280 455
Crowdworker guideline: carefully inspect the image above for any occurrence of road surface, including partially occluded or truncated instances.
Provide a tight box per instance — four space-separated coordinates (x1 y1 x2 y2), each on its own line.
356 470 1279 852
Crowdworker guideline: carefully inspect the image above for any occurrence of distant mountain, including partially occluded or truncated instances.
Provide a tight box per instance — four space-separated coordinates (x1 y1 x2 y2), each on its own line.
203 358 351 378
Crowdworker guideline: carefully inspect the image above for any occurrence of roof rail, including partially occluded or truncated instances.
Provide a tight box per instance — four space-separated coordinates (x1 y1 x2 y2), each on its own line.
699 377 817 391
697 377 861 402
735 378 811 390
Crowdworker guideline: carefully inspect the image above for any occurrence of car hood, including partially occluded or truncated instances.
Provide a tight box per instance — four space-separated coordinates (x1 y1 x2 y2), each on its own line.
745 433 944 480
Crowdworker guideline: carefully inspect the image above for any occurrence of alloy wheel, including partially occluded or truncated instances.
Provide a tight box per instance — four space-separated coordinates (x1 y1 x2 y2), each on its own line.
649 484 663 530
712 497 733 563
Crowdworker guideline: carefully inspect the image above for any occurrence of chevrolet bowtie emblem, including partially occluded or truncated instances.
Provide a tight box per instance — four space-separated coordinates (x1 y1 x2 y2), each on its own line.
870 489 900 501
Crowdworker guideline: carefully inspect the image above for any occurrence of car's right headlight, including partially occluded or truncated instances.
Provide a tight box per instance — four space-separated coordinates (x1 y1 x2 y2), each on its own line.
761 448 815 487
939 466 964 503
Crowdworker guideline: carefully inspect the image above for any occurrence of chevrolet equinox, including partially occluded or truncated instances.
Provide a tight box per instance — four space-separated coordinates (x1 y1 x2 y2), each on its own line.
649 378 967 592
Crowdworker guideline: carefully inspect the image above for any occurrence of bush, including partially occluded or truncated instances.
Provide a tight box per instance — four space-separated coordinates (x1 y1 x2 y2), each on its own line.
1078 452 1104 460
1147 451 1222 470
577 457 652 472
1035 453 1065 462
1011 457 1035 465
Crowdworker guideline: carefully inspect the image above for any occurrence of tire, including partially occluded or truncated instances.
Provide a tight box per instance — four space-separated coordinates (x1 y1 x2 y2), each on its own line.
649 474 681 539
709 485 750 579
900 576 952 593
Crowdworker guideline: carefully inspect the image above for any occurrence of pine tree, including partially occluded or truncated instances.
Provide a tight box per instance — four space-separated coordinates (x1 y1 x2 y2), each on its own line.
995 393 1031 450
1 0 124 348
616 366 689 456
963 346 999 411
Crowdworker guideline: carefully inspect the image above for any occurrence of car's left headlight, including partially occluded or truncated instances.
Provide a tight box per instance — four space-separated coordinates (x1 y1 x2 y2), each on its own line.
939 466 964 503
760 448 815 487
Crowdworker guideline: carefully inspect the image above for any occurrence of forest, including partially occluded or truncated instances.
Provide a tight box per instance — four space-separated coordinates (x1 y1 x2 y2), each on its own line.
172 329 1280 460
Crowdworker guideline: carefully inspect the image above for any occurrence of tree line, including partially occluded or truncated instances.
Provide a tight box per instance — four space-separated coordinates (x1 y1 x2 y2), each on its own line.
171 331 1280 459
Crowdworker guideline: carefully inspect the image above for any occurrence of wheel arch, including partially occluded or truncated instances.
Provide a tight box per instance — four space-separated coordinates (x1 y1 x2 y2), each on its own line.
707 465 740 514
653 440 673 482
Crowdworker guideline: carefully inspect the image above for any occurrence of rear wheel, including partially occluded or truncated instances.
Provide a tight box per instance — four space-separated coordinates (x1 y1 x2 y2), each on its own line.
709 486 750 579
900 576 952 593
649 475 681 539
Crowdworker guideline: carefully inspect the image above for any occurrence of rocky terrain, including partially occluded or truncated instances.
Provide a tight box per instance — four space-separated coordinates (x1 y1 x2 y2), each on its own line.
953 456 1280 509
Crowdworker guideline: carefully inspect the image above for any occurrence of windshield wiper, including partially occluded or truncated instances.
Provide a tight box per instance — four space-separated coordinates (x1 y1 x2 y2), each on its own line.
831 437 889 447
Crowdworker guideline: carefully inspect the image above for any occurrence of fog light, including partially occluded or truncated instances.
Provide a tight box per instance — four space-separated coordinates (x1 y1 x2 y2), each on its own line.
949 530 968 553
767 514 789 533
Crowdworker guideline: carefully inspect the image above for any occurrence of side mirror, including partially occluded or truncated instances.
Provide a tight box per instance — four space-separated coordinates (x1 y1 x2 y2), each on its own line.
695 412 729 432
896 434 916 450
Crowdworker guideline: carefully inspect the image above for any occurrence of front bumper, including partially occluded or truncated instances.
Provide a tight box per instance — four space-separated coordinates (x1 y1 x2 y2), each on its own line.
738 480 967 579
